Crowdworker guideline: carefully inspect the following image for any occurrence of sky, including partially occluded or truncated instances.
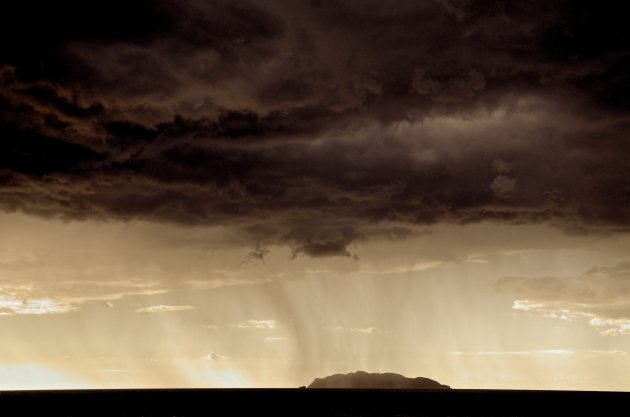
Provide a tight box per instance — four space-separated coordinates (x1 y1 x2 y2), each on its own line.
1 0 630 390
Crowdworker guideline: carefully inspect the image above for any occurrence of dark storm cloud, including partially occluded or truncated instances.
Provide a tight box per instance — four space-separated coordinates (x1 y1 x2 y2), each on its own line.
1 0 630 257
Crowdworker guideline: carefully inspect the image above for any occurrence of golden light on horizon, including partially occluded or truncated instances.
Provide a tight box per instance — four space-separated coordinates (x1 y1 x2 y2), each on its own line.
1 213 630 390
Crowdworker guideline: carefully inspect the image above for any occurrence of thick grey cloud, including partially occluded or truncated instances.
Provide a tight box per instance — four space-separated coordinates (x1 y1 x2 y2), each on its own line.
1 1 630 256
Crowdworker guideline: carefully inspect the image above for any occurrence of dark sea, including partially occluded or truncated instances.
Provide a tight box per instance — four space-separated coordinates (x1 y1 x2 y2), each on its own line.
0 388 625 416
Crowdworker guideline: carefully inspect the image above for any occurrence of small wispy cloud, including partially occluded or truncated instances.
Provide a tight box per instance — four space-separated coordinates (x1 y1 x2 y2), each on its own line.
96 369 128 373
201 324 220 329
0 296 77 315
451 350 575 357
364 261 443 275
451 349 628 357
326 326 386 334
135 305 195 314
584 350 628 356
265 337 289 341
349 327 384 334
234 319 276 330
205 352 226 361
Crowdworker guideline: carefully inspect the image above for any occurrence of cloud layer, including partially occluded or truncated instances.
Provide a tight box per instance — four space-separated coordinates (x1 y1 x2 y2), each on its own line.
497 261 630 335
2 1 630 256
135 305 196 314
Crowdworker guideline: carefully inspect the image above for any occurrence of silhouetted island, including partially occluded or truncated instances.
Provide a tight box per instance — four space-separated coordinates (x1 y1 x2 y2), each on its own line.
307 371 451 389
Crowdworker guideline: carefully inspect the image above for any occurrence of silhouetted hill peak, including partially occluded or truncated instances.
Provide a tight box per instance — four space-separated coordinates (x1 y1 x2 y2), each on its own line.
307 371 451 389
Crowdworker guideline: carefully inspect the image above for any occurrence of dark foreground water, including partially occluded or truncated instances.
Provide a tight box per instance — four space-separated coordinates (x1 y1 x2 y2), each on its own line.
0 389 626 417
